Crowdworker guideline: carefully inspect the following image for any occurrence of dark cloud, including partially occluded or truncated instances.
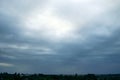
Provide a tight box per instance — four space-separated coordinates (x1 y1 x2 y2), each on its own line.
0 0 120 74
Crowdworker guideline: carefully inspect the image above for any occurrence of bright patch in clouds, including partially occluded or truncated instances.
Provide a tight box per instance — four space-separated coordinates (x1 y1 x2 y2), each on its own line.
23 8 75 41
0 63 14 67
21 0 114 42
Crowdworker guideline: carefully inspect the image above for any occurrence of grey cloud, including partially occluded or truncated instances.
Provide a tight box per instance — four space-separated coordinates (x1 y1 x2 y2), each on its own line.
0 0 120 74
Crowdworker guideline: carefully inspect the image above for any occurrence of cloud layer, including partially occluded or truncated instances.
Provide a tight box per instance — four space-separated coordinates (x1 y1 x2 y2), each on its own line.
0 0 120 74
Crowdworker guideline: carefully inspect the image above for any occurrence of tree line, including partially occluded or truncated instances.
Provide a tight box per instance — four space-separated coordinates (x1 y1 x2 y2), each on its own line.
0 72 120 80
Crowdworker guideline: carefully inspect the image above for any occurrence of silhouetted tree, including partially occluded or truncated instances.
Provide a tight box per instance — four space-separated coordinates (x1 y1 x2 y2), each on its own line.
84 74 97 80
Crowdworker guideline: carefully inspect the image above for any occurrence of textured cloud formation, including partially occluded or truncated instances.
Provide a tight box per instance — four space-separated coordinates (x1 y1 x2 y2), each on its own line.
0 0 120 74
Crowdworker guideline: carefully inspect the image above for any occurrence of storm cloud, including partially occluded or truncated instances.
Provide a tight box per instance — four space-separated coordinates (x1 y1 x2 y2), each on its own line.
0 0 120 74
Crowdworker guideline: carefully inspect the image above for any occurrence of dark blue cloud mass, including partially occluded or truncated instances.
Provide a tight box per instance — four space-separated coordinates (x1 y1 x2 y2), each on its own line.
0 0 120 74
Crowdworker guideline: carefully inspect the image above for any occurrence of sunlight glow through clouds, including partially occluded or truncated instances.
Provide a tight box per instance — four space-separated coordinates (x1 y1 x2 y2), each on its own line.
21 0 115 42
23 8 75 41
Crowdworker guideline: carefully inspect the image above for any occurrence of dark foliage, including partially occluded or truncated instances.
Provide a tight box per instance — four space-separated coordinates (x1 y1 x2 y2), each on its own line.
0 72 120 80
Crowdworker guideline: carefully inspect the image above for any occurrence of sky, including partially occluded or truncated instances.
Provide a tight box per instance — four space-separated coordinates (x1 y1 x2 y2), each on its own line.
0 0 120 74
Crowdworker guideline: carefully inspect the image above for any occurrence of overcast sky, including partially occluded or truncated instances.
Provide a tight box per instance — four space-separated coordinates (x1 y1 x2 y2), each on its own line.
0 0 120 74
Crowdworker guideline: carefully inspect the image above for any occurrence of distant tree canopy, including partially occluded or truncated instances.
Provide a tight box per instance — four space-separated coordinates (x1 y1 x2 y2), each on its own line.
84 74 97 80
0 72 120 80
